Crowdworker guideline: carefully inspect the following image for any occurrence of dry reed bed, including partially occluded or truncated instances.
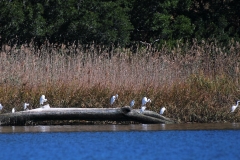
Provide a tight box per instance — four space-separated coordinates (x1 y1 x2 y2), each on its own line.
0 40 240 123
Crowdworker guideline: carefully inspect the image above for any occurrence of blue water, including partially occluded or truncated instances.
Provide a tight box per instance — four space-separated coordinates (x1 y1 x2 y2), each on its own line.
0 130 239 160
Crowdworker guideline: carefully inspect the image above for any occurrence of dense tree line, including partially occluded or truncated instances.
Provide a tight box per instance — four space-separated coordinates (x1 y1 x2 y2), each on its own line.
0 0 239 47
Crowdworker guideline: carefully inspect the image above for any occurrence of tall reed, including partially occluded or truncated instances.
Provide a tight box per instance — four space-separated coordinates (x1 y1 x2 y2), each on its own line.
0 39 239 122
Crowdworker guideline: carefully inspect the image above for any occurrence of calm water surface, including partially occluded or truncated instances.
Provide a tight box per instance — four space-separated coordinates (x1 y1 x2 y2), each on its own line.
0 123 240 160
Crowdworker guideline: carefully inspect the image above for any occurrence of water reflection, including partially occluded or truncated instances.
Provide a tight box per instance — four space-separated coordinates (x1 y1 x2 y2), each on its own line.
1 125 240 160
1 123 240 133
232 123 240 128
161 124 166 130
142 124 148 130
12 126 15 132
111 125 117 131
39 126 51 132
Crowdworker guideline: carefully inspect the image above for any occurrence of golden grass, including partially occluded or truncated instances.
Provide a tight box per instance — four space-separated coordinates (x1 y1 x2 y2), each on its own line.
0 40 240 123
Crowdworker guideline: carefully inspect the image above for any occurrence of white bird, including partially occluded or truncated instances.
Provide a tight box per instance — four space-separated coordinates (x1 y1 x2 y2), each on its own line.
42 104 51 109
130 100 135 108
231 100 240 112
140 97 151 113
160 107 166 115
110 94 118 105
141 106 146 112
12 107 15 113
142 97 151 106
0 103 3 110
23 103 30 111
40 95 47 105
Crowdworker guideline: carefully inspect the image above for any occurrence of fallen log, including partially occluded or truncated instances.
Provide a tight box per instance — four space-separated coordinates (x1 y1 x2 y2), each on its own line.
0 106 175 126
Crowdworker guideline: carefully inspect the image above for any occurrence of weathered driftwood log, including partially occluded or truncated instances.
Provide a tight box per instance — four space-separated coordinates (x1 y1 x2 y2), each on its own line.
0 106 175 126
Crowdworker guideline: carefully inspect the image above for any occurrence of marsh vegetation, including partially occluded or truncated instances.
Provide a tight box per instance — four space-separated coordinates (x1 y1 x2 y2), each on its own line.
0 39 240 123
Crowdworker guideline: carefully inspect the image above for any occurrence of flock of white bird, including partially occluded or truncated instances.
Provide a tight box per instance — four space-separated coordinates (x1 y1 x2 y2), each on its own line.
0 95 48 113
111 95 240 115
0 94 239 115
110 94 166 115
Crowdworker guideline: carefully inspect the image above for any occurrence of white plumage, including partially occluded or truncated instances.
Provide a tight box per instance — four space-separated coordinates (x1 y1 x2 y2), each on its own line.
40 95 47 105
141 106 146 112
42 104 51 109
231 100 240 112
140 97 151 113
130 100 135 108
160 107 166 115
142 97 151 106
24 103 29 111
110 94 118 105
0 103 3 110
12 107 15 113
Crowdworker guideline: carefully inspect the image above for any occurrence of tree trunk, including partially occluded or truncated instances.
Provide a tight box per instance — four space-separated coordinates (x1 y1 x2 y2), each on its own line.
0 106 175 126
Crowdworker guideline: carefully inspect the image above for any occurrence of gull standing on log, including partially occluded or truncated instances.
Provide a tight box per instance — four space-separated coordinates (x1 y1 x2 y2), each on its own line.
0 103 3 111
160 107 166 115
130 100 135 108
110 94 118 106
40 95 47 106
141 97 151 112
231 100 240 112
23 103 30 111
12 107 15 113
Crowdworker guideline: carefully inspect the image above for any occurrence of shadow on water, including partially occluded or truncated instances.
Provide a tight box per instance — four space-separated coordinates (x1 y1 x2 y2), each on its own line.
1 123 240 133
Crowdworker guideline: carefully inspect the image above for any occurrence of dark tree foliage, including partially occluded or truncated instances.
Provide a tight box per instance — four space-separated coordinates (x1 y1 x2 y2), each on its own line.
189 0 238 42
0 0 239 47
130 0 194 43
0 0 133 47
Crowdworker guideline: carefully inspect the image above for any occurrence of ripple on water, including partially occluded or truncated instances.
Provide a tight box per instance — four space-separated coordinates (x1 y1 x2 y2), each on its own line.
0 128 240 160
0 123 240 160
